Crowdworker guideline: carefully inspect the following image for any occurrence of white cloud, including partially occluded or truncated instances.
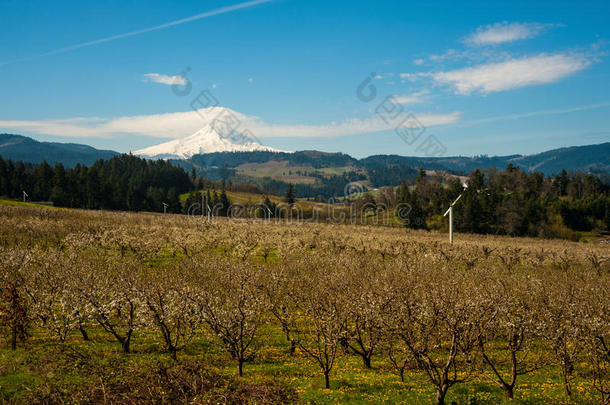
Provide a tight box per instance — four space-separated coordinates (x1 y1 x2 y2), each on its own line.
430 48 459 61
143 73 187 86
464 22 556 46
430 53 591 94
248 77 254 83
413 59 424 65
426 48 512 64
392 91 428 105
399 72 426 82
0 107 460 140
247 112 460 138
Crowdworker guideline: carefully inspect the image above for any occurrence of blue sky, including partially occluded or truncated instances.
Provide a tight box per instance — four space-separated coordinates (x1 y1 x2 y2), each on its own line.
1 0 609 158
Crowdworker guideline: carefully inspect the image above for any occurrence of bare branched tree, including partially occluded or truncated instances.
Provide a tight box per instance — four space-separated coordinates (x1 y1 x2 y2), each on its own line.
192 257 265 377
75 256 140 353
476 271 544 399
0 248 31 350
137 265 199 360
292 255 347 389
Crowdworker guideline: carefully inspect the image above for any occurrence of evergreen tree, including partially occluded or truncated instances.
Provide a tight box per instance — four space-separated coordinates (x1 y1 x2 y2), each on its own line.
219 190 231 217
285 183 296 206
1 153 609 238
0 157 7 196
212 189 219 207
32 160 53 200
415 168 427 187
406 189 426 229
261 196 276 218
13 162 27 198
556 169 569 196
397 181 426 229
182 191 196 215
166 187 180 213
206 189 212 213
50 163 68 206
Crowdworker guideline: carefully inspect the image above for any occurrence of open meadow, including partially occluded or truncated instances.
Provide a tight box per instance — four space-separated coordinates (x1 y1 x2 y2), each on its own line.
0 203 609 404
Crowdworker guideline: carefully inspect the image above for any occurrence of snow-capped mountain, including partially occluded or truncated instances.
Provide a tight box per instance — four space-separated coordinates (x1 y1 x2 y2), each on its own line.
134 117 286 159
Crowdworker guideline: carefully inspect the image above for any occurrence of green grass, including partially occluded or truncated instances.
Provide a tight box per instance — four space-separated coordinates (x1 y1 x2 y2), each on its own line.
234 162 362 184
0 199 59 209
0 323 600 404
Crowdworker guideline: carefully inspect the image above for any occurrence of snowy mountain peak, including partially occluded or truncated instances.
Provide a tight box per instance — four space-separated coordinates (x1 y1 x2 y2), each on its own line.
134 110 287 159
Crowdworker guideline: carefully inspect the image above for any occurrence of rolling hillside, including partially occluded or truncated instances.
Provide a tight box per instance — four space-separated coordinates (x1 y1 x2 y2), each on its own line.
0 134 118 167
1 134 608 183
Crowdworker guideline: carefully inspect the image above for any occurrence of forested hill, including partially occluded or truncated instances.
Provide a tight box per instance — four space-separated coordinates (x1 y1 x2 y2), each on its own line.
174 150 358 170
1 134 608 176
384 142 610 175
0 154 191 212
179 142 610 176
0 134 118 167
1 153 609 240
508 143 610 174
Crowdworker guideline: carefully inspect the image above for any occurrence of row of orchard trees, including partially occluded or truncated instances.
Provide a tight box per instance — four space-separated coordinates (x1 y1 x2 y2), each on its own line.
1 244 609 405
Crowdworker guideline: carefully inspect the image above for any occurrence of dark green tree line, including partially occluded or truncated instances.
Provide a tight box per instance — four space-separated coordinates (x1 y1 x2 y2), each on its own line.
0 154 191 213
394 166 610 238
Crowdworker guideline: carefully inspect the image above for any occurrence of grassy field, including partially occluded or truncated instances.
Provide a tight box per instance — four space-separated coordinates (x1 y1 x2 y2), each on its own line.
0 326 600 404
234 161 361 185
0 199 59 209
0 203 608 404
179 190 329 216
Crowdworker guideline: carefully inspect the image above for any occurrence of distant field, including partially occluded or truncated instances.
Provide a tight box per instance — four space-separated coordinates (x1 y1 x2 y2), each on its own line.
236 161 318 184
179 190 322 208
234 160 361 185
0 204 608 404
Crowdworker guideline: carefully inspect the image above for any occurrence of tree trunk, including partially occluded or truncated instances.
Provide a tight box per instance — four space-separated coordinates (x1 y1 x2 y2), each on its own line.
363 354 372 369
399 368 405 383
289 339 296 355
121 337 131 353
238 359 244 377
324 371 330 389
504 384 514 400
507 348 517 399
435 385 448 405
79 325 90 341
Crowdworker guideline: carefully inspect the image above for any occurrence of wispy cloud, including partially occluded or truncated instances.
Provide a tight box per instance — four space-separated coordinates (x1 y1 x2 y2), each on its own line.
143 73 187 85
459 101 610 126
0 0 273 67
0 107 460 140
392 91 429 105
424 48 512 65
247 112 460 138
464 22 557 46
430 53 591 94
